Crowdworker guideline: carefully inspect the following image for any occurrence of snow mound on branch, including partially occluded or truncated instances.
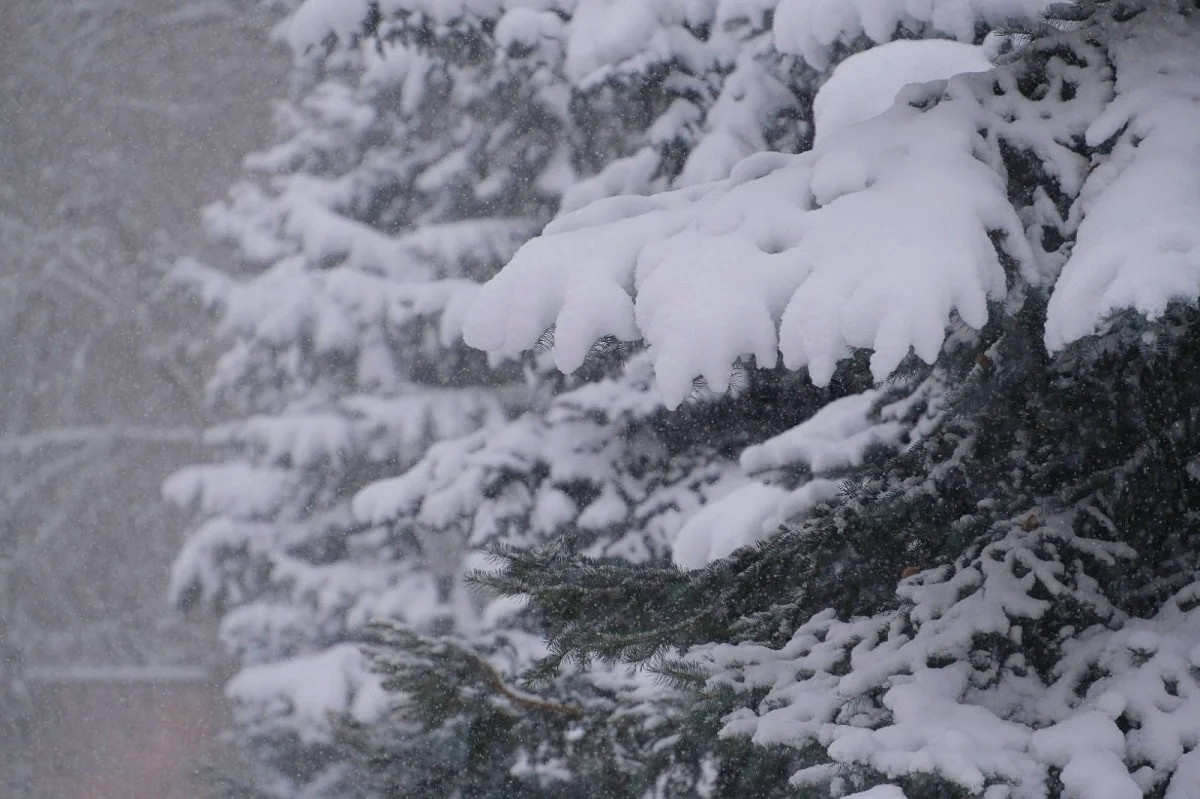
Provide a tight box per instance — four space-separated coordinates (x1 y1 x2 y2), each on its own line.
672 481 787 569
1030 713 1139 799
465 73 1031 407
164 462 298 519
227 644 387 742
1045 13 1200 351
741 388 900 475
564 0 662 84
283 0 372 53
772 0 1055 69
813 39 994 145
673 381 943 568
845 787 906 799
495 7 566 53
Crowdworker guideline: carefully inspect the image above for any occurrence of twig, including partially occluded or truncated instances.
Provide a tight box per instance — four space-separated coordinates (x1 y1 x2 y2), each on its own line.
460 645 582 719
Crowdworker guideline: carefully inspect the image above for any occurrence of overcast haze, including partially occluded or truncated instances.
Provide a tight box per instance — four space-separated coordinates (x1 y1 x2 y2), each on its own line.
0 2 284 794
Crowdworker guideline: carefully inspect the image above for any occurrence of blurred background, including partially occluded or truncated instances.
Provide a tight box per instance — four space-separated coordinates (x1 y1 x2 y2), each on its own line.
0 1 285 795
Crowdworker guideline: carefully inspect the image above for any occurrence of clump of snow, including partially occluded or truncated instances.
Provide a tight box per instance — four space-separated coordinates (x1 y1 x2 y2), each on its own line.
282 0 372 54
1168 751 1200 799
164 462 297 519
812 39 994 145
845 787 907 799
1045 12 1200 351
672 481 786 569
825 665 1035 794
671 376 949 568
771 0 1055 70
227 644 387 742
741 388 900 475
1126 629 1160 657
576 484 628 531
465 70 1031 406
671 478 849 569
495 7 566 54
559 150 665 215
1031 713 1139 799
564 0 661 84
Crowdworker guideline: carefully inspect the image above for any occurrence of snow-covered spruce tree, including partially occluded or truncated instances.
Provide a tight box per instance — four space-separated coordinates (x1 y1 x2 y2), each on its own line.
167 4 555 794
170 1 807 796
449 1 1200 797
313 3 862 796
337 2 1056 797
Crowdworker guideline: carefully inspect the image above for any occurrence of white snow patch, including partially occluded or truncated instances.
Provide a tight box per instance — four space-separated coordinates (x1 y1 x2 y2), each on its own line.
283 0 371 54
845 787 907 799
1045 15 1200 351
227 645 386 742
813 39 994 145
672 481 788 569
741 389 902 476
466 72 1028 406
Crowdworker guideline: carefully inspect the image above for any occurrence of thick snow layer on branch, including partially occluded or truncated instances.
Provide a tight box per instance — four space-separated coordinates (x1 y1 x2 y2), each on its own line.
845 787 906 799
671 481 786 568
1045 12 1200 351
741 388 899 475
164 462 298 519
812 39 994 145
1030 713 1139 799
465 72 1030 407
564 0 663 84
772 0 1055 70
283 0 373 53
227 644 387 742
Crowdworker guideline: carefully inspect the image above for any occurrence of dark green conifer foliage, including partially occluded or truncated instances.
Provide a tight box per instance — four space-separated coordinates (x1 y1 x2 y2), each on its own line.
479 292 1200 797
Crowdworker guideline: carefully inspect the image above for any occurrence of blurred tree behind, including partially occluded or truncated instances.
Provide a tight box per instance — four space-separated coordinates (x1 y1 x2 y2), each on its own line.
0 0 285 791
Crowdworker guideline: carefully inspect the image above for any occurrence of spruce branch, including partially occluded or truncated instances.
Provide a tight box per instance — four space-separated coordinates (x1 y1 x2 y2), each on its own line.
362 621 582 720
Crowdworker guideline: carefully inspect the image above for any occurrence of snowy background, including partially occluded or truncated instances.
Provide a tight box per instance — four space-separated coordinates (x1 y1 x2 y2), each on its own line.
0 1 284 795
11 1 1200 798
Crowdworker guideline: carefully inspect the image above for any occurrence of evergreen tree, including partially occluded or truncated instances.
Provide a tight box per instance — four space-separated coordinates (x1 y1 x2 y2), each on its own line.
456 1 1200 796
345 1 1043 795
172 0 804 795
178 0 1200 797
169 4 558 793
